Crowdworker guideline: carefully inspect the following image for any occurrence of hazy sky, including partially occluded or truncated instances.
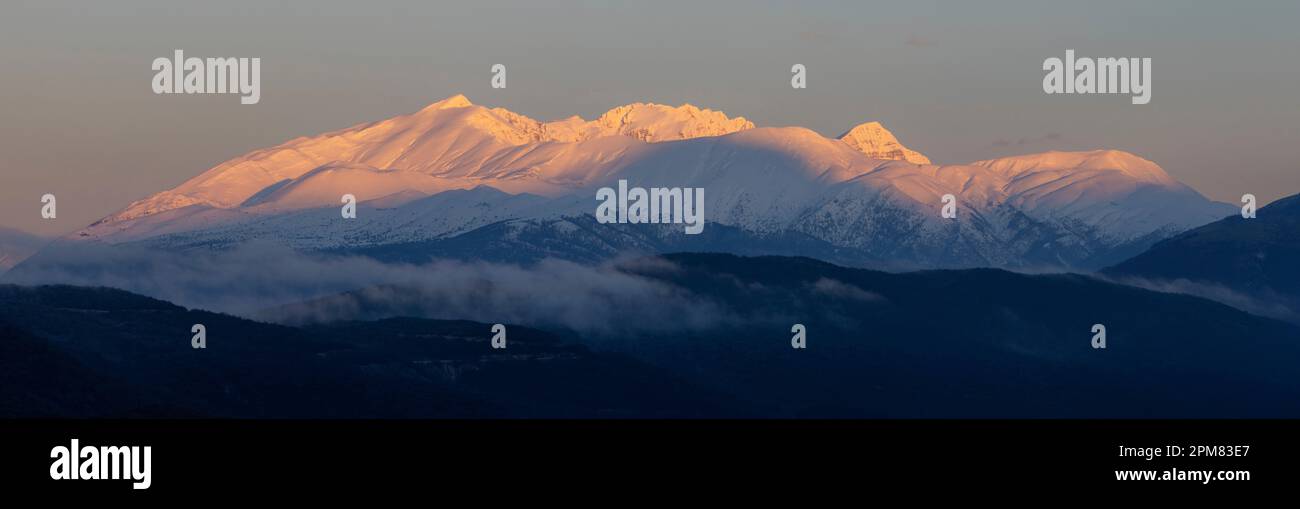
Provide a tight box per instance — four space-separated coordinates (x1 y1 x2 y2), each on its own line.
2 0 1297 235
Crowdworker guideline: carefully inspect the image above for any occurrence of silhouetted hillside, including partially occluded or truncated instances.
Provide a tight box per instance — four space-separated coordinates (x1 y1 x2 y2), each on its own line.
1105 193 1300 319
0 285 738 418
273 253 1300 417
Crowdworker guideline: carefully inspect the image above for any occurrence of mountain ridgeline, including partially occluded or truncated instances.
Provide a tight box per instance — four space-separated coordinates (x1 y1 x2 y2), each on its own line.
63 95 1232 271
1105 192 1300 318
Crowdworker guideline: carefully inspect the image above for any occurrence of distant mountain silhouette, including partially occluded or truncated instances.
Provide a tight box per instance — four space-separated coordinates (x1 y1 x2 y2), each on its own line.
0 226 47 274
1105 192 1300 318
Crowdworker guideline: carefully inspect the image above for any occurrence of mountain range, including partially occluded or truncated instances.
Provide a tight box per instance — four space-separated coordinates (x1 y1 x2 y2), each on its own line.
66 94 1234 270
0 227 46 274
3 94 1296 418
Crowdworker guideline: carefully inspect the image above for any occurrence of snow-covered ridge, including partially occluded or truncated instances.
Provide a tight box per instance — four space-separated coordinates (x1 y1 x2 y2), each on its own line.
76 94 1232 270
970 150 1175 185
95 94 918 226
100 95 757 223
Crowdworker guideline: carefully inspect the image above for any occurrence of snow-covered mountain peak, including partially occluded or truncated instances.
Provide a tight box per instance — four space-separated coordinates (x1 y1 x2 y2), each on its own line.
418 93 474 111
581 102 755 142
96 97 766 225
412 97 752 144
837 121 931 164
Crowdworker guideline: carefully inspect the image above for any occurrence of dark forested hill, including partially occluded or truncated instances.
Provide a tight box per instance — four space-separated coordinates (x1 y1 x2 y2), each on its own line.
0 285 737 418
1104 193 1300 319
266 253 1300 418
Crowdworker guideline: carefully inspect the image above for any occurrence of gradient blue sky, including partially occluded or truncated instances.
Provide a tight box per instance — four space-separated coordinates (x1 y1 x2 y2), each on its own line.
2 0 1297 235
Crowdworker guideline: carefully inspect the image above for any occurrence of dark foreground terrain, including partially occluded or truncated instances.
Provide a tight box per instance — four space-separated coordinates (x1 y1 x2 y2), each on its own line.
4 253 1300 418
